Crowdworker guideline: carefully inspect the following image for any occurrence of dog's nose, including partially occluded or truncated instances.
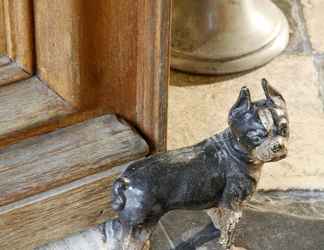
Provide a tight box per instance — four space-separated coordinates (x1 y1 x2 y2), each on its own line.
273 137 288 153
271 143 282 153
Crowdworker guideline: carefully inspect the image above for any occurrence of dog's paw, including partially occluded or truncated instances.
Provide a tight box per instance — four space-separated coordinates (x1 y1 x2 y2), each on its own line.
104 219 124 250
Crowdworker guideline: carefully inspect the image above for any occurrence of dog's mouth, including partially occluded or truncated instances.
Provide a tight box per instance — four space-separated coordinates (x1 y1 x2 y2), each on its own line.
270 150 288 161
277 153 288 160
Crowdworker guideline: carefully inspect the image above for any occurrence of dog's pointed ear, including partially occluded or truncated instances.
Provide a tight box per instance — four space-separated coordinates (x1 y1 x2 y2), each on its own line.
262 79 286 107
229 86 251 119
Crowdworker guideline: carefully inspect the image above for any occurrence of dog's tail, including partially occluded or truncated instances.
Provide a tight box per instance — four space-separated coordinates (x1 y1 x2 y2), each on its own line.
111 178 128 212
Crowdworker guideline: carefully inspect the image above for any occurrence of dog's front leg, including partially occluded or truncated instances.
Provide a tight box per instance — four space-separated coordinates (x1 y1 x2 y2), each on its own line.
207 208 242 250
105 219 154 250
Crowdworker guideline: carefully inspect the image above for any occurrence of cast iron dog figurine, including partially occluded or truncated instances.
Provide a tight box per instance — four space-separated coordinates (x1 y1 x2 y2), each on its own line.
105 79 289 250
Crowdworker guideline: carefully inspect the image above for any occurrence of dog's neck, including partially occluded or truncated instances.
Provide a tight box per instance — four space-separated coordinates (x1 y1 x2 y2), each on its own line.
221 128 263 182
217 128 252 164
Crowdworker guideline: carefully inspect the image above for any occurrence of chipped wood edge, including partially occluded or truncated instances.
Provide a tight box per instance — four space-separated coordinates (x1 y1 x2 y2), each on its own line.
0 107 118 150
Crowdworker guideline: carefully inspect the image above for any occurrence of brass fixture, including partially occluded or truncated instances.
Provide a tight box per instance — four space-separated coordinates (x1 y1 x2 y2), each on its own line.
171 0 289 74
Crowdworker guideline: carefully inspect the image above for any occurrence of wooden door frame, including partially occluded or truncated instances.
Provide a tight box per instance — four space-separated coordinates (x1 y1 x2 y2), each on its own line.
0 0 171 152
33 0 171 152
0 0 34 86
135 0 171 152
0 0 171 248
2 0 34 73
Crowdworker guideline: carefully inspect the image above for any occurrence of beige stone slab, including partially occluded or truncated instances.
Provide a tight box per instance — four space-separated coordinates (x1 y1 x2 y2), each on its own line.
168 55 324 190
302 0 324 52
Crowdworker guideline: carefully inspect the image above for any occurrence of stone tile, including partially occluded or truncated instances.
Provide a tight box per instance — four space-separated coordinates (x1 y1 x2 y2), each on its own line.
301 0 324 52
151 191 324 249
248 191 324 220
160 210 223 249
273 0 312 54
235 209 324 250
154 191 324 250
151 224 174 250
314 53 324 110
168 55 324 190
39 192 324 250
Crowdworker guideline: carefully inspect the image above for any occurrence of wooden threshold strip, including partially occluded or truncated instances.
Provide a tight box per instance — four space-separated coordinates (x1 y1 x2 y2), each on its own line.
0 62 30 86
0 114 149 249
0 76 121 149
0 76 74 148
0 114 149 206
0 165 126 250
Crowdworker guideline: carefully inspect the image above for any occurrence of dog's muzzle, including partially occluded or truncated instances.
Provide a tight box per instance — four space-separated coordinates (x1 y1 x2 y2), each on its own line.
253 136 288 162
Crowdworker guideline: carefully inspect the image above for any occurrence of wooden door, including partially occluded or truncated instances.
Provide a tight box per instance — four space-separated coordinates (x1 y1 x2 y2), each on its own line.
0 0 171 248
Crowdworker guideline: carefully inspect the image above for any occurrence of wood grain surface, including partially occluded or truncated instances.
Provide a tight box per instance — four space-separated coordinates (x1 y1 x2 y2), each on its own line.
0 113 148 206
3 0 34 73
135 0 171 152
0 62 30 86
0 165 127 250
33 0 171 152
0 0 6 55
0 76 73 146
0 55 11 67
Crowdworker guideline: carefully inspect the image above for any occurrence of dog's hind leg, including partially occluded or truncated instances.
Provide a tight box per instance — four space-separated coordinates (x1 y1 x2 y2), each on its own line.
105 219 155 250
207 208 242 250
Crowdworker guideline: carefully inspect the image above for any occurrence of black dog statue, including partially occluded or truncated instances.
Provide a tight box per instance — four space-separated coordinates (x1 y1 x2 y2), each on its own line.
105 79 289 250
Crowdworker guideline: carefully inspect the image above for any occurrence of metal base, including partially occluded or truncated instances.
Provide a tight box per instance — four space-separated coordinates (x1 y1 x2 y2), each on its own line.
171 0 289 75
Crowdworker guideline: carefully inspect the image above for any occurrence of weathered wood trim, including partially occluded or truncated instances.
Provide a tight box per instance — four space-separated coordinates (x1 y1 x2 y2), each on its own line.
0 0 171 150
0 77 74 148
0 0 6 55
0 62 30 86
3 0 34 73
0 76 140 150
0 165 126 250
0 114 149 206
33 0 171 152
136 0 171 152
0 0 34 86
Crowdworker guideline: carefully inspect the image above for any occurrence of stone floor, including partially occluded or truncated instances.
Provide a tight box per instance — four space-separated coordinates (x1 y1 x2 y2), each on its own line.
151 191 324 250
39 191 324 250
39 0 324 249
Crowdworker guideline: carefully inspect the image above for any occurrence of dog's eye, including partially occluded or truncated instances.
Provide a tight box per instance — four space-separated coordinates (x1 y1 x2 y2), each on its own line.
250 136 263 145
279 126 288 137
247 131 264 145
278 119 289 137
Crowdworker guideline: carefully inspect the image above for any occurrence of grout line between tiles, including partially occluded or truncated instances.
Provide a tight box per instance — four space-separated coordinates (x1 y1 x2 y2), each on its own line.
293 0 313 54
158 221 176 249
